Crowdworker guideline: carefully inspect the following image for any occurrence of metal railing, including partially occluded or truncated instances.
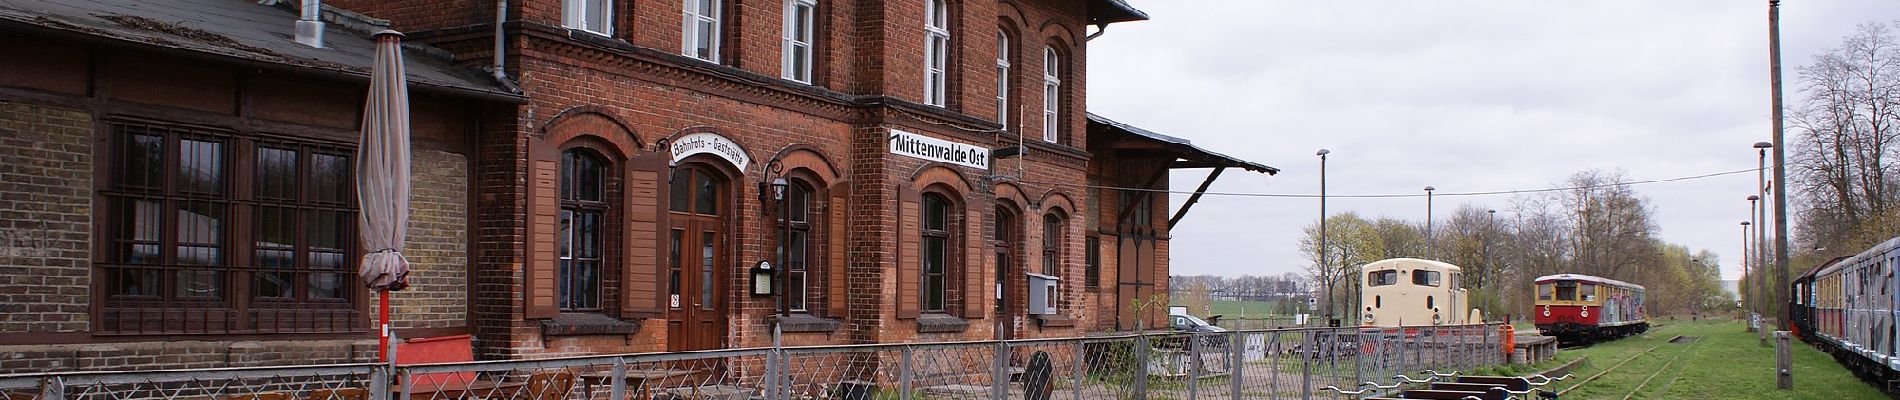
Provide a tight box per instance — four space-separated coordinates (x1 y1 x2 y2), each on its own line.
0 323 1505 400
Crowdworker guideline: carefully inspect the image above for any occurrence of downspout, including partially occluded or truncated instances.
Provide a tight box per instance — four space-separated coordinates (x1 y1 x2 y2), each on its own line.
1084 23 1108 41
491 0 522 92
295 0 325 48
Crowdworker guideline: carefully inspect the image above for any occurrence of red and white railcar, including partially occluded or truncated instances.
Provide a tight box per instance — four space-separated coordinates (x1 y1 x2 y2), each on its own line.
1533 274 1648 342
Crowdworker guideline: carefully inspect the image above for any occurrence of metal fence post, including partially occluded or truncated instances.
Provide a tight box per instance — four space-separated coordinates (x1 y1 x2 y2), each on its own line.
37 376 64 400
397 368 413 400
1071 341 1085 400
1299 330 1312 400
1270 331 1280 398
1230 332 1243 399
766 348 779 400
609 358 626 400
1187 333 1200 400
991 341 1009 400
370 365 390 400
1133 334 1150 399
900 346 914 400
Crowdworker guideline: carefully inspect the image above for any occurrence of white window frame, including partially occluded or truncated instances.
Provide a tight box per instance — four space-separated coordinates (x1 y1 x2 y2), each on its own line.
995 31 1010 127
1042 47 1060 143
782 0 818 83
563 0 612 36
683 0 723 62
923 0 950 107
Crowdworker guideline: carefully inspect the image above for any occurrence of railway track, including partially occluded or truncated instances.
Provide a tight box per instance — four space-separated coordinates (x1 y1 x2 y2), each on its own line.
1552 335 1676 397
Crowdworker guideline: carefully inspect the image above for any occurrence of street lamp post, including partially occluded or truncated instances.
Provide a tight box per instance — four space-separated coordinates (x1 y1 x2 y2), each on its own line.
1741 220 1752 325
1317 148 1330 325
1748 195 1760 315
1424 186 1435 258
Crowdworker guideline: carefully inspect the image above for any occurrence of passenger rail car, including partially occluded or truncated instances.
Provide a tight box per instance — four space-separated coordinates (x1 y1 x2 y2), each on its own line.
1360 258 1481 327
1788 237 1900 391
1533 274 1647 343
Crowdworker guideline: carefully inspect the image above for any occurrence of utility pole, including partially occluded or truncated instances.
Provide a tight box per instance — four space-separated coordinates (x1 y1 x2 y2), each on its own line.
1317 149 1331 326
1768 0 1792 333
1424 186 1435 259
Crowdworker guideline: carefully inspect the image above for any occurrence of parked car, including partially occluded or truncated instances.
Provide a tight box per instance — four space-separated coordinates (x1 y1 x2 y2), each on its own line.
1170 314 1228 333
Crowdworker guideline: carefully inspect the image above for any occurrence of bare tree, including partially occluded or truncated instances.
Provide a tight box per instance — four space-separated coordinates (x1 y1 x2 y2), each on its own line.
1793 21 1900 254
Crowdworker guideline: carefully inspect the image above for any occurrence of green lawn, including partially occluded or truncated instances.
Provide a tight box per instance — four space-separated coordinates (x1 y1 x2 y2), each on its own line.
1531 319 1886 399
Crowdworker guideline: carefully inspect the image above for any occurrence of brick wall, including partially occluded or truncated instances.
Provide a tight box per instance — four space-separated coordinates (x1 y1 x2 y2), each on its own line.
382 148 473 330
0 102 94 334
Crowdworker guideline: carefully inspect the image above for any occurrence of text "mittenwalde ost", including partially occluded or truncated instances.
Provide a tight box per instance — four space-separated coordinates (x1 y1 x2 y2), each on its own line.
888 130 988 170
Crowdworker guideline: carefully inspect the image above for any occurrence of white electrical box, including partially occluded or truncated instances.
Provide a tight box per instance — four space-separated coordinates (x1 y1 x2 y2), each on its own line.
1027 273 1060 315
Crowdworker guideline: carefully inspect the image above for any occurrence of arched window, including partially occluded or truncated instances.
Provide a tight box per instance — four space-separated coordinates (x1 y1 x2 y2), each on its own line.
1041 46 1060 143
1042 213 1064 276
922 193 953 312
995 31 1011 126
781 180 814 311
560 148 609 311
923 0 951 107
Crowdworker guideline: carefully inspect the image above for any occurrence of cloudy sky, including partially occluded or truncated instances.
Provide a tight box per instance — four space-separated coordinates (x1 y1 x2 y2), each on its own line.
1086 1 1900 280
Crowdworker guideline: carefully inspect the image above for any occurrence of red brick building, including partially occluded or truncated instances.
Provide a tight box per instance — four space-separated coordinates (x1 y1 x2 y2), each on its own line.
0 0 1273 371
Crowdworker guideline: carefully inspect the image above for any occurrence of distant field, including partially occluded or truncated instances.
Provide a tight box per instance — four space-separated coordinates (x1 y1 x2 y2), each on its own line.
1202 300 1294 318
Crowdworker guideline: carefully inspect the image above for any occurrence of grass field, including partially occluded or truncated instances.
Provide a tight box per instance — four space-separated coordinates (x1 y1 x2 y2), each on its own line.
1530 319 1886 399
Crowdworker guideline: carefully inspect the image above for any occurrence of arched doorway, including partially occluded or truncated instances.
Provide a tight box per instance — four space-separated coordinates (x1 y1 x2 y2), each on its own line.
994 205 1020 339
667 165 730 352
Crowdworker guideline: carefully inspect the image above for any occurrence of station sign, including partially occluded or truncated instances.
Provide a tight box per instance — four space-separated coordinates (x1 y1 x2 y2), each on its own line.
889 130 989 170
671 132 751 171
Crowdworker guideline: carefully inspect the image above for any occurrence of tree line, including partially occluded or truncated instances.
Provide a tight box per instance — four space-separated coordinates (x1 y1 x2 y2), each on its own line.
1295 170 1733 322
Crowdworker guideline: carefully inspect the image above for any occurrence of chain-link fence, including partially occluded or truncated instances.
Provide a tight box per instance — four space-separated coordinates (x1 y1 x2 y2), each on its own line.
0 323 1505 400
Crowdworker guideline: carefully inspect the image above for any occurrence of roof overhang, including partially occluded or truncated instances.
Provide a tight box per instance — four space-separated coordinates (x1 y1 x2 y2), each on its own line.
1087 112 1278 174
1089 0 1151 25
0 0 524 104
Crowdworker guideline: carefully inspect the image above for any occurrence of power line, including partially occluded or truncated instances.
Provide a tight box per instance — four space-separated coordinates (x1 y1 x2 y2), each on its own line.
1012 167 1759 199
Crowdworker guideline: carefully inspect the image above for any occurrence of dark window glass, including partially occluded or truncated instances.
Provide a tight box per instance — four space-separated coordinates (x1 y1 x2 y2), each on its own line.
670 170 692 212
921 193 952 312
122 133 164 189
696 170 718 215
1411 270 1441 287
701 232 715 311
669 229 683 308
1555 281 1577 301
1042 214 1063 276
311 153 350 204
257 147 297 200
178 138 223 194
781 180 814 312
558 149 609 311
1369 270 1398 286
1084 237 1100 288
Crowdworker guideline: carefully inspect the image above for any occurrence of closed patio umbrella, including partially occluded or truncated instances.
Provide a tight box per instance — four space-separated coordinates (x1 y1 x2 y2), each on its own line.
357 30 412 363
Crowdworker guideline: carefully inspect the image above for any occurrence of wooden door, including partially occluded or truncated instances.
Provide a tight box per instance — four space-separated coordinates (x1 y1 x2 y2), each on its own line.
666 167 729 352
994 206 1018 340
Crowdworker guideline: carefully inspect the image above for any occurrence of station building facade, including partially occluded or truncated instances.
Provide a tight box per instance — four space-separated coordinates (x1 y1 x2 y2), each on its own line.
0 0 1273 372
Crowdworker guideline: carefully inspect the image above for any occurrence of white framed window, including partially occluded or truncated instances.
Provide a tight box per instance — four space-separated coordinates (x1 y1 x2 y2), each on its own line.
1041 47 1060 143
923 0 950 107
683 0 722 62
995 31 1010 127
563 0 612 36
782 0 817 83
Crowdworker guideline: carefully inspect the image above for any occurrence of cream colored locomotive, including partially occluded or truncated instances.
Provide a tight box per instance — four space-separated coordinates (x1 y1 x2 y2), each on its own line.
1359 258 1482 327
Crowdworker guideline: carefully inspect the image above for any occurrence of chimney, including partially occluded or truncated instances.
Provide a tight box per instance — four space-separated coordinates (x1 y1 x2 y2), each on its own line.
295 0 324 48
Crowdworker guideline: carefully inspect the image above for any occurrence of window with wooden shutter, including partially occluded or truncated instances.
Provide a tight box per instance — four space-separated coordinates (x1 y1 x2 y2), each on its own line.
960 204 983 318
524 138 561 319
622 152 669 318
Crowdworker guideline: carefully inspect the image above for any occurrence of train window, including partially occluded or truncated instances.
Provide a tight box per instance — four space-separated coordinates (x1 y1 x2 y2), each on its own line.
1450 273 1462 289
1411 270 1441 287
1555 281 1577 301
1537 283 1552 300
1579 283 1596 301
1368 270 1398 286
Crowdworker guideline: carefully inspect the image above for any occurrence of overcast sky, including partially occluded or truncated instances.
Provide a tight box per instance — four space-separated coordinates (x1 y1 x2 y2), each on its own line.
1086 1 1900 281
